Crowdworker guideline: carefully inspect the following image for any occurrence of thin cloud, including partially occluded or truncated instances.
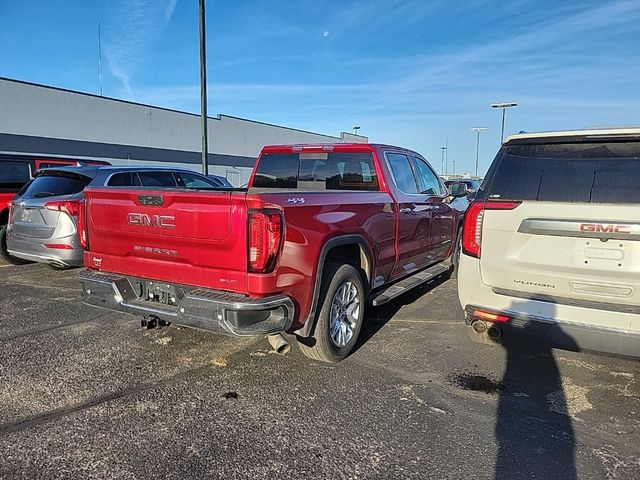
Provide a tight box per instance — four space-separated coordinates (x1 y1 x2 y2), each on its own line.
103 0 177 93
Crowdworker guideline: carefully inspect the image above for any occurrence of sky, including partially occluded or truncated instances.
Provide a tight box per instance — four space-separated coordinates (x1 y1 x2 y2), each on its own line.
1 0 639 175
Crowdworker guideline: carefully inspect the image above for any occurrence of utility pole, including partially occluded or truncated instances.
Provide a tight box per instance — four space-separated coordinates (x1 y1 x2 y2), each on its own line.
469 127 488 177
490 102 518 143
444 139 448 176
199 0 209 175
98 21 103 96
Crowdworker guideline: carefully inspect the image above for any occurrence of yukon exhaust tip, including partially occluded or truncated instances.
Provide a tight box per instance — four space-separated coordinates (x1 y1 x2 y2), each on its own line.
267 333 291 354
486 324 502 342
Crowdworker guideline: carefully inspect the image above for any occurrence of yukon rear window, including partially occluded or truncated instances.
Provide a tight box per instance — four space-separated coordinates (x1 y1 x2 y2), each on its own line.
23 173 91 198
0 160 30 188
253 152 379 191
486 141 640 204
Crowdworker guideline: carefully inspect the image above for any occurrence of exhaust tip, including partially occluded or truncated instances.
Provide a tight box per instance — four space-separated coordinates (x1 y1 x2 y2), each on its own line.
487 325 502 341
267 333 291 355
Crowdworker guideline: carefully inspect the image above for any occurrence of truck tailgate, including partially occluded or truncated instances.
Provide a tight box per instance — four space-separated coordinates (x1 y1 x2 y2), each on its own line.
84 188 249 292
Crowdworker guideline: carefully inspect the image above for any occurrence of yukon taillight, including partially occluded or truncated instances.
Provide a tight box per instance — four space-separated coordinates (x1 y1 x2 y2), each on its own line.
462 200 521 258
44 200 80 217
77 200 88 250
248 210 284 273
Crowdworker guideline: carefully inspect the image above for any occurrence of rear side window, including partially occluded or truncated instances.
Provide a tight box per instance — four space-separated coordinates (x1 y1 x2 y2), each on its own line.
107 172 142 187
23 174 90 198
177 172 218 189
253 152 379 191
137 171 178 188
486 141 640 204
0 160 31 188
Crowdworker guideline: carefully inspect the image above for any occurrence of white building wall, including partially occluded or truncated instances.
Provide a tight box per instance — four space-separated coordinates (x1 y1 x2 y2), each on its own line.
0 78 350 158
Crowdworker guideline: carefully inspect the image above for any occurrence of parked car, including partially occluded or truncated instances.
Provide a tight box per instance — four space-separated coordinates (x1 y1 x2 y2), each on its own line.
0 156 110 264
458 128 640 357
78 143 462 362
3 166 227 269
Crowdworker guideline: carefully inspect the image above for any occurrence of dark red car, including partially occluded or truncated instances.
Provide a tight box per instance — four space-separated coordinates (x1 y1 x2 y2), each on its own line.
78 144 461 362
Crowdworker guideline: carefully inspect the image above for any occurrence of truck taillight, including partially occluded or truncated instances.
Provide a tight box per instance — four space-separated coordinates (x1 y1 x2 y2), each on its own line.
44 200 80 217
77 200 88 250
248 210 284 273
462 200 521 258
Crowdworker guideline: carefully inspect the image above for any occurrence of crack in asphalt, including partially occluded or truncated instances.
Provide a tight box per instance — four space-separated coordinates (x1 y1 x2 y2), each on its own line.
0 363 213 437
0 312 113 342
0 280 80 293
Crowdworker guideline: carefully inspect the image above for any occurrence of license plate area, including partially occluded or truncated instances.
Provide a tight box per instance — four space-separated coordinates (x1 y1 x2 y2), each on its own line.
139 280 185 307
581 239 631 269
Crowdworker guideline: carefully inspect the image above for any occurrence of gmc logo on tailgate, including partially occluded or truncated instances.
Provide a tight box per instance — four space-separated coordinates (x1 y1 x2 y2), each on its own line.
127 213 176 229
580 223 631 234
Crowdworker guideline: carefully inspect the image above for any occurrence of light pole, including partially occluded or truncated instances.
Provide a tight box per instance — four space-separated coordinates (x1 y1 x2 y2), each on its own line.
353 125 361 136
490 102 517 143
440 145 447 175
469 127 488 177
440 146 446 175
199 0 209 175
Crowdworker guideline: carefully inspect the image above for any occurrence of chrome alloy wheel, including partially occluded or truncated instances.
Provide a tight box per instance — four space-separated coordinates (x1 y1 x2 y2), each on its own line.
329 281 360 348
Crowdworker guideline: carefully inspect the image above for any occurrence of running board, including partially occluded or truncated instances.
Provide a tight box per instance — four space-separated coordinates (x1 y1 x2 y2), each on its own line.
369 263 451 307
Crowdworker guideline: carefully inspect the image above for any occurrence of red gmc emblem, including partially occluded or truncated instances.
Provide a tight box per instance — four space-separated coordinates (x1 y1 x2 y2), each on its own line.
580 223 631 234
127 213 176 229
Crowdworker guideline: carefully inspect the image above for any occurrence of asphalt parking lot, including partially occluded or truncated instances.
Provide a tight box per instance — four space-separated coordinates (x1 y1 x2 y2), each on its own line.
0 260 638 479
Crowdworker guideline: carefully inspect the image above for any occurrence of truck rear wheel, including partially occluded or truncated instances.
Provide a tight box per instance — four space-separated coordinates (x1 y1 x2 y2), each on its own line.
0 226 32 266
299 263 365 363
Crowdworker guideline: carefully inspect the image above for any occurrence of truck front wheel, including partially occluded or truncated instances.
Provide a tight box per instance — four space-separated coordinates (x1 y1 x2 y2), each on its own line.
299 263 365 363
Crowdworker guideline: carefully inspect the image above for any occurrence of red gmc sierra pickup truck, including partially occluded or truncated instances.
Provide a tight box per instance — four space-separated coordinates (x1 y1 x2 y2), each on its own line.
78 143 463 362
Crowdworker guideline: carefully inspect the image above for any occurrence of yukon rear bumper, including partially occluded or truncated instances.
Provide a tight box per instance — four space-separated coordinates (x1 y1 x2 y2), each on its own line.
464 305 640 358
78 269 295 336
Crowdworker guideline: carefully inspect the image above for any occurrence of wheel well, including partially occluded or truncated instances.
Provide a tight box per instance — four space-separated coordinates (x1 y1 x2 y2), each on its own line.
0 208 8 227
325 243 371 291
295 236 374 338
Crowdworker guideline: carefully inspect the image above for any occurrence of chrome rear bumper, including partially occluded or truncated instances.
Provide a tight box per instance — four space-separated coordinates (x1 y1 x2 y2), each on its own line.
78 269 295 336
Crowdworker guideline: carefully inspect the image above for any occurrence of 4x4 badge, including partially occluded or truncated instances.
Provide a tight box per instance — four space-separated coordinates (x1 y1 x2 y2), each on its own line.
287 197 306 204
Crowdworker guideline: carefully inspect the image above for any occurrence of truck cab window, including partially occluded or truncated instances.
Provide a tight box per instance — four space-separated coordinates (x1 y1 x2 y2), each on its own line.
412 157 442 195
386 153 418 194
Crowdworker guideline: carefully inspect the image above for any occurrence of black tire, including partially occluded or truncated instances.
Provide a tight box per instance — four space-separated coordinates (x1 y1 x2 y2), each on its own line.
0 225 32 265
298 263 365 363
449 226 462 279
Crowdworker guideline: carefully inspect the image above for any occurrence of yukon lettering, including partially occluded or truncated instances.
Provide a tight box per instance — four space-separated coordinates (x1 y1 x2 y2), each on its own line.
127 213 176 229
580 223 631 234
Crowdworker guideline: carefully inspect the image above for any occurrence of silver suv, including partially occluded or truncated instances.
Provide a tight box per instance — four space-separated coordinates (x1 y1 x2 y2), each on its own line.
4 166 228 269
458 128 639 357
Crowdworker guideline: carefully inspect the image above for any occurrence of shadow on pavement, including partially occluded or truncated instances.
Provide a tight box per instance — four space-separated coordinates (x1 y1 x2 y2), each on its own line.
494 300 578 480
352 273 452 355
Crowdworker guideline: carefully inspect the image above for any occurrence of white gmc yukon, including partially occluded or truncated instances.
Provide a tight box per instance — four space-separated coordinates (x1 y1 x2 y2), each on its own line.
458 128 639 357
